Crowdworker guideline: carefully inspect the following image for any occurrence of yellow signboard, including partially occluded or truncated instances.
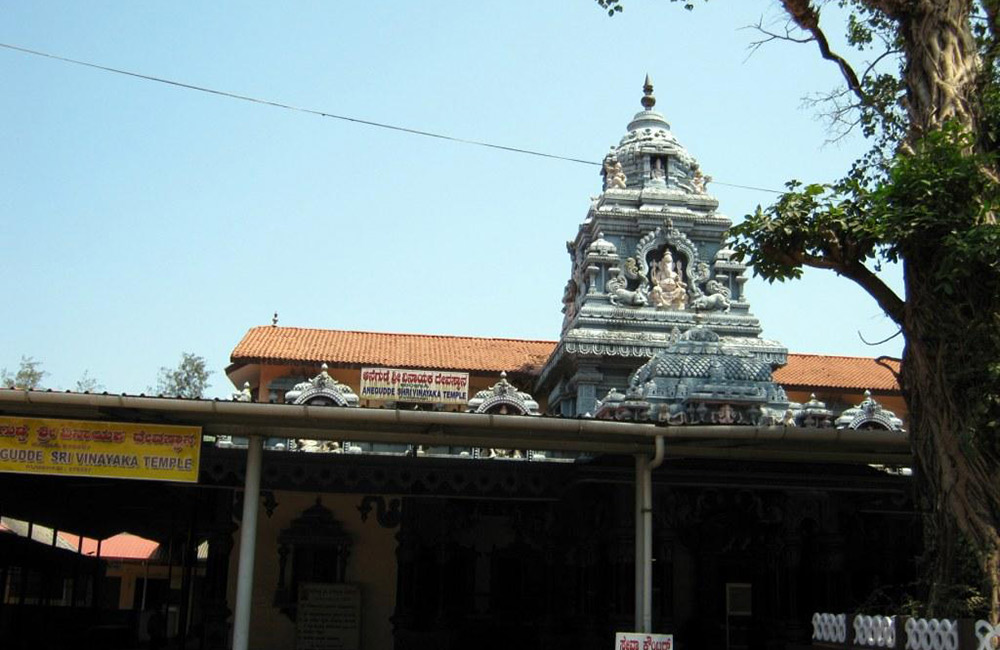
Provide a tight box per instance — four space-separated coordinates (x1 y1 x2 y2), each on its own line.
0 416 201 483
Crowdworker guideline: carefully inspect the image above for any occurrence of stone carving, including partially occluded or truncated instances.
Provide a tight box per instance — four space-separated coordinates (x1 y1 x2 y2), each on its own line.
231 381 252 402
295 439 341 453
467 371 540 416
633 223 701 298
284 365 359 453
691 163 712 193
650 156 666 182
648 248 688 310
792 394 834 427
693 261 712 285
602 151 627 190
623 256 641 281
587 232 617 258
606 271 647 307
561 279 578 318
284 363 360 407
834 390 905 431
467 372 540 460
594 326 787 423
691 278 731 313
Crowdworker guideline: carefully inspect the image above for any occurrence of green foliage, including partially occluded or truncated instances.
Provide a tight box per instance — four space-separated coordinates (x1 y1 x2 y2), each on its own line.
75 370 104 393
0 356 46 389
597 0 700 17
730 122 999 290
155 352 212 399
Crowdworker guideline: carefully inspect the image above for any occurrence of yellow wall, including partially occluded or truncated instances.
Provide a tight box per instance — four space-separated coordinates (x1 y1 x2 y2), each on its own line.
228 491 400 650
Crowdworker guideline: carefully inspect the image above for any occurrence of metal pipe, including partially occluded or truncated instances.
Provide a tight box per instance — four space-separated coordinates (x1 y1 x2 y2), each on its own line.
0 389 907 447
637 436 664 634
642 449 654 633
233 435 263 650
634 454 647 632
650 435 665 470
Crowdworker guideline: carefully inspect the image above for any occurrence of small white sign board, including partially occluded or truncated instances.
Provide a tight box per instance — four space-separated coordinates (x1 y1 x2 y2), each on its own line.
615 632 674 650
296 583 361 650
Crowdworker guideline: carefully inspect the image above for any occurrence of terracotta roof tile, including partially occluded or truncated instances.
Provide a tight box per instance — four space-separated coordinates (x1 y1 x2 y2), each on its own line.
776 354 900 391
231 327 557 374
232 327 901 392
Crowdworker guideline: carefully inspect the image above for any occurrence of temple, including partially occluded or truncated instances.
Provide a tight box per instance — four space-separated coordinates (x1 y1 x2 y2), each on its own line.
0 79 914 650
540 76 787 424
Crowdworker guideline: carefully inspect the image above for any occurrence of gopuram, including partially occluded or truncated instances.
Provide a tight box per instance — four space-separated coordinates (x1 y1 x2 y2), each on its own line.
538 76 789 425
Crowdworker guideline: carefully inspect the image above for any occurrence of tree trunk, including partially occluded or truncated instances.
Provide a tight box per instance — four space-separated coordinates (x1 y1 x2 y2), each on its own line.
898 0 979 137
901 259 1000 623
881 0 1000 622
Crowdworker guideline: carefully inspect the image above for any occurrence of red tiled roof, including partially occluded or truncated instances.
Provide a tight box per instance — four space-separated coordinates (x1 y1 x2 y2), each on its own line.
231 326 557 374
776 354 900 391
231 326 901 391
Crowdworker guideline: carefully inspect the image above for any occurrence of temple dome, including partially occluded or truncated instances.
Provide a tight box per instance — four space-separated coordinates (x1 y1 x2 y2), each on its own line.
605 76 704 193
587 232 617 257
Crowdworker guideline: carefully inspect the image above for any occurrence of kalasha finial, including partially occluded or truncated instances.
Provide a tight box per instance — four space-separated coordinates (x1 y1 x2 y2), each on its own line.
641 74 656 110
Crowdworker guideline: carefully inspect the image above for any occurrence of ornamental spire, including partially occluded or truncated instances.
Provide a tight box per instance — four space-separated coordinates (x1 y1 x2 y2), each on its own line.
641 74 656 110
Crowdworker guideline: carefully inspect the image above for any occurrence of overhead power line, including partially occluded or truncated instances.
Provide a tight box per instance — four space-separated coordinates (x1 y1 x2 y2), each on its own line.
0 41 781 194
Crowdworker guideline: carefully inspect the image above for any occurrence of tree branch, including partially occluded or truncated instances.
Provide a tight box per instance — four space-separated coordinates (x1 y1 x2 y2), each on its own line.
744 17 812 61
795 249 906 325
779 0 868 104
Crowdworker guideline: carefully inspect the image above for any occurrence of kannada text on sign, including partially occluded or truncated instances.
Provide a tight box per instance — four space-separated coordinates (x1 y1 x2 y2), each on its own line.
0 417 201 483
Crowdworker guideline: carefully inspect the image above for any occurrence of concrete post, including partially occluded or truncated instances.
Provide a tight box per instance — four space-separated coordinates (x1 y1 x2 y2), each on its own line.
232 436 263 650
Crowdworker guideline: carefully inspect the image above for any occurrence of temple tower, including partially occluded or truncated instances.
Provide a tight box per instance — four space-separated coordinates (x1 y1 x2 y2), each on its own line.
536 77 788 419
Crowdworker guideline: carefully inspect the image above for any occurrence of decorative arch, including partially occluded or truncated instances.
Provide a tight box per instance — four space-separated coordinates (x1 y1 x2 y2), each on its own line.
834 391 905 431
284 363 360 407
632 222 704 297
466 372 540 416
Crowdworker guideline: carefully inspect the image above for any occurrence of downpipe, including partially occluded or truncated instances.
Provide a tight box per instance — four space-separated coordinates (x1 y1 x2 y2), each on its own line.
635 436 664 633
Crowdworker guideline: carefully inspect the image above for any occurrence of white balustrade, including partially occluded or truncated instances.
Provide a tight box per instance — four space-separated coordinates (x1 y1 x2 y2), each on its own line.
814 612 848 643
905 618 959 650
975 620 999 650
854 614 897 648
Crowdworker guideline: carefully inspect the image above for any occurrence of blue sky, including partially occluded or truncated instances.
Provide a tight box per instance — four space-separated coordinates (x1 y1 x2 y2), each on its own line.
1 2 903 397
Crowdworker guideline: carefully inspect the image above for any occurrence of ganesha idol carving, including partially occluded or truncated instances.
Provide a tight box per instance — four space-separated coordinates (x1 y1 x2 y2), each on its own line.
648 249 687 310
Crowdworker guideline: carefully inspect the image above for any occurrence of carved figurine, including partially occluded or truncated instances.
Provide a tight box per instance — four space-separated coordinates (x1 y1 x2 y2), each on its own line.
602 152 627 190
606 271 647 307
648 249 688 310
561 279 578 314
691 163 712 193
623 256 640 280
691 278 731 313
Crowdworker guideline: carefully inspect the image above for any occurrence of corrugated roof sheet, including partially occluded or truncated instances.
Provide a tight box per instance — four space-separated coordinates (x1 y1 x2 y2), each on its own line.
231 326 901 391
775 354 900 391
231 326 556 374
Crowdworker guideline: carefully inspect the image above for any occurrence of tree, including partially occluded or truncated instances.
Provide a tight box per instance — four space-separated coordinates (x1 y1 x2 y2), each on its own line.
599 0 1000 621
0 356 46 389
75 370 104 393
156 352 212 399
